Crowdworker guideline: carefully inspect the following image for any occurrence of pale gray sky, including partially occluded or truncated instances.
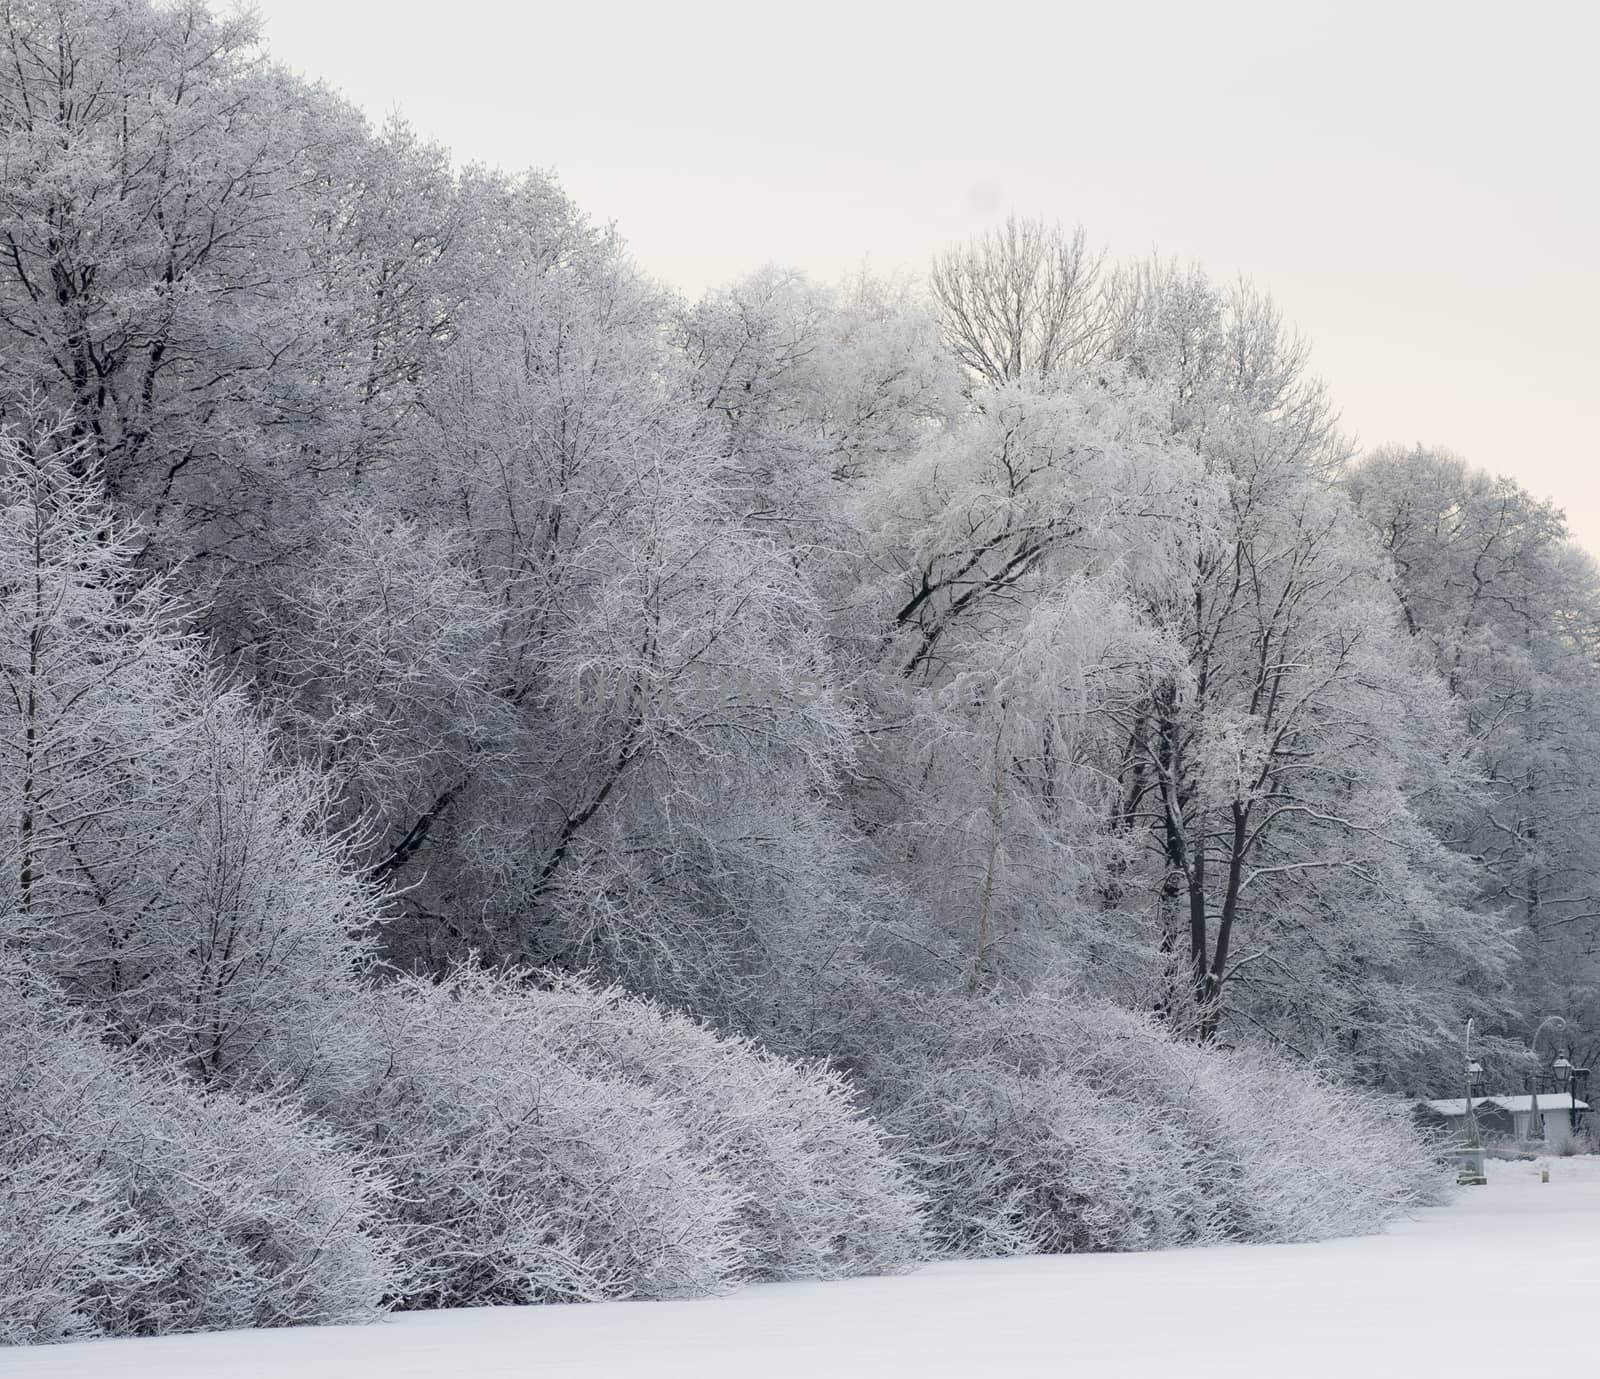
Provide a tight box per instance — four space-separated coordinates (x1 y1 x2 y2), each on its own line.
257 0 1599 546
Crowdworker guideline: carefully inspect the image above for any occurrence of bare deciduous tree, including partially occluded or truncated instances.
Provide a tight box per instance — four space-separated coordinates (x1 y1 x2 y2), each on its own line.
929 215 1108 385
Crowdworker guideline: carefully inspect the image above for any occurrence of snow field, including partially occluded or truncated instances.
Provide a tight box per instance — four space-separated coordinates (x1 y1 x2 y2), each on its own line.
12 1155 1598 1379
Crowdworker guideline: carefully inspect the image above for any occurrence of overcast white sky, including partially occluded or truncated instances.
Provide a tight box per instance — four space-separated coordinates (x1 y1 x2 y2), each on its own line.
255 0 1599 546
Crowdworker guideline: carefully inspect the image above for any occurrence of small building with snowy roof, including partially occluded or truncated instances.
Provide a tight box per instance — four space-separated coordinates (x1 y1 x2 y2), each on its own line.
1417 1093 1589 1149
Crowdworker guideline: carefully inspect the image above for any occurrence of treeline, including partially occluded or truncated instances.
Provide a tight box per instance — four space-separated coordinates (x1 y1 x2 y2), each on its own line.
1 0 1593 1344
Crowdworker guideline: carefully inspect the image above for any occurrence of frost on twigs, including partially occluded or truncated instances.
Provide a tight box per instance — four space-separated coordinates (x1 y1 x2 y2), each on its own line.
527 975 924 1281
870 985 1450 1258
309 966 921 1309
0 956 397 1345
0 427 378 1089
0 0 1577 1348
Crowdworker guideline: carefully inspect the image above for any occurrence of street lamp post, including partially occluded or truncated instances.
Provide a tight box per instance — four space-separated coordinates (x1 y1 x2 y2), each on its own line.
1527 1017 1568 1146
1457 1022 1488 1186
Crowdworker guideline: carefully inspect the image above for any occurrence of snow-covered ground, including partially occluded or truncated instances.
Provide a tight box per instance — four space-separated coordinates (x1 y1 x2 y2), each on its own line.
12 1156 1600 1379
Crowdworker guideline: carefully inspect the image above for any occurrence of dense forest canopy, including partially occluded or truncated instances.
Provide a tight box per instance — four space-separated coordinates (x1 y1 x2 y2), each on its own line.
1 0 1595 1346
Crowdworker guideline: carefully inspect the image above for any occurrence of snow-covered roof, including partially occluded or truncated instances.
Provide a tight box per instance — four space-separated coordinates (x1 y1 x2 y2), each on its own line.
1421 1094 1589 1117
1484 1094 1589 1114
1421 1098 1475 1116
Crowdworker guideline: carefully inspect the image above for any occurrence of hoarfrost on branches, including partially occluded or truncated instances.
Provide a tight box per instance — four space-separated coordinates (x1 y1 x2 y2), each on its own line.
1 0 1594 1350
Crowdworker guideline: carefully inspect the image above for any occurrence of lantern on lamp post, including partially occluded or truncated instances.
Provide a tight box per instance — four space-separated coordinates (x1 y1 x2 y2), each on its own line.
1550 1053 1589 1133
1456 1025 1488 1185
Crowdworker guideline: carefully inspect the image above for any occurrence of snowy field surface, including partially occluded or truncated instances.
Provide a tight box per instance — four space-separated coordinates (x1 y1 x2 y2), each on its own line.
12 1156 1599 1379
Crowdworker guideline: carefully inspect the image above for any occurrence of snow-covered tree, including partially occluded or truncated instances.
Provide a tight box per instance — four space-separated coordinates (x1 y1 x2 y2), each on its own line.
347 240 873 1028
1093 275 1508 1073
930 216 1109 385
0 423 376 1083
1350 448 1600 1063
0 3 326 533
844 367 1210 997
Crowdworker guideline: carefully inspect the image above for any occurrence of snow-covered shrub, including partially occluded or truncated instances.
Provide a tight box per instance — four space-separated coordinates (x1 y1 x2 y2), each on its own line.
0 1126 135 1345
1050 1002 1449 1243
838 974 1446 1257
0 958 396 1345
317 968 746 1308
1552 1127 1595 1157
894 1057 1217 1256
117 1085 399 1335
524 977 923 1281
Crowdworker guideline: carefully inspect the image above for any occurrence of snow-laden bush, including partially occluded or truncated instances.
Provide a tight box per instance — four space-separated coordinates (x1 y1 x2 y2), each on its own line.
0 1126 134 1346
524 977 923 1281
317 969 746 1308
1053 1002 1449 1244
0 958 396 1345
842 975 1447 1257
895 1059 1218 1256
